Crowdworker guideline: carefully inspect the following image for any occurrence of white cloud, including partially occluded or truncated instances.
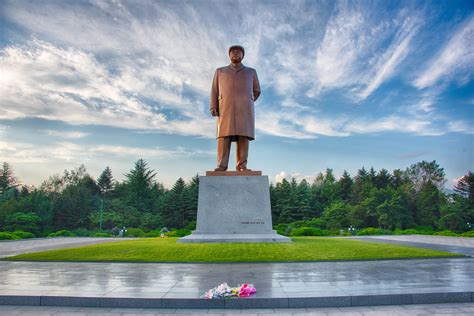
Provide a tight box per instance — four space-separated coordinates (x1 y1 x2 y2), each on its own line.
314 2 421 100
414 15 474 89
0 40 214 138
0 139 214 165
356 16 420 100
41 130 90 139
448 120 474 134
344 115 443 136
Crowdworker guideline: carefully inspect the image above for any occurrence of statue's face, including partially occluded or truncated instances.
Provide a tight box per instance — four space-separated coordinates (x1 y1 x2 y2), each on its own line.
229 49 243 63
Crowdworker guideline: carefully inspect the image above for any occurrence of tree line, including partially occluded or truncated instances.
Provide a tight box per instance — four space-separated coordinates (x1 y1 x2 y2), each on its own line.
0 159 473 237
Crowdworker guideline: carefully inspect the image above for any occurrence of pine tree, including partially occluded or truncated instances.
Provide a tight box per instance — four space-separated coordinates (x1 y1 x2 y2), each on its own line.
183 175 199 224
163 177 186 228
0 162 19 195
97 166 114 196
454 171 474 205
123 159 157 212
375 168 391 189
416 180 442 227
336 170 353 202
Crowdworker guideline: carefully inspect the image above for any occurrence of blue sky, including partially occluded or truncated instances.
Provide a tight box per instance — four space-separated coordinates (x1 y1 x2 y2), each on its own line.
0 0 473 189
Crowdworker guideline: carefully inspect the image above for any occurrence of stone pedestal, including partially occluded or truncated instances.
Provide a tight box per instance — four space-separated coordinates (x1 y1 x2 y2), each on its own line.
178 173 290 243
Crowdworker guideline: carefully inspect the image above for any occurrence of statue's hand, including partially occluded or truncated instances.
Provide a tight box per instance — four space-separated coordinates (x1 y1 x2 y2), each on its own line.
211 109 218 117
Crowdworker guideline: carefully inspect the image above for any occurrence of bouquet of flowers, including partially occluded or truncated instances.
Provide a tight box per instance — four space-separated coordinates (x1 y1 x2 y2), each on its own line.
203 282 256 299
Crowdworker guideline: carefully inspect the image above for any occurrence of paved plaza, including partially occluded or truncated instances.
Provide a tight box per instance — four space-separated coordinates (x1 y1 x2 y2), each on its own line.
0 235 473 310
0 302 473 315
0 237 131 259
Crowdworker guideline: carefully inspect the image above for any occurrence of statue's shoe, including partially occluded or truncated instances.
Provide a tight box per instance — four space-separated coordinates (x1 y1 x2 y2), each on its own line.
214 167 227 171
237 167 252 172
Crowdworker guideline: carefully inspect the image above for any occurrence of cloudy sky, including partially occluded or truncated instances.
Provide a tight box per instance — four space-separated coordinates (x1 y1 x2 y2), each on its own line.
0 0 473 189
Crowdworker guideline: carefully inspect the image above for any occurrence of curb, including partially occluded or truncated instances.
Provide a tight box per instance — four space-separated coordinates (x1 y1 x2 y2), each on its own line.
0 292 473 309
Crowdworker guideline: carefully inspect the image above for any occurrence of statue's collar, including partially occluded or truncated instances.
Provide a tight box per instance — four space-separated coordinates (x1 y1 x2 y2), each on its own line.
228 63 245 72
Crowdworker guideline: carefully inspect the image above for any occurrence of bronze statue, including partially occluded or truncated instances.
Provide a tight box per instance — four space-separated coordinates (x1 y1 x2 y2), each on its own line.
210 45 261 171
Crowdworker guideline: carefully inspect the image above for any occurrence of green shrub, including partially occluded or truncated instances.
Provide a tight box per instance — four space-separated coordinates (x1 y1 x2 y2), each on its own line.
274 223 290 236
434 230 458 237
394 229 417 235
72 228 93 237
461 230 474 237
13 230 36 239
165 229 191 237
125 228 145 237
48 230 77 237
415 226 435 235
144 231 160 237
185 220 196 231
92 232 112 237
0 232 20 240
290 227 324 236
356 227 392 236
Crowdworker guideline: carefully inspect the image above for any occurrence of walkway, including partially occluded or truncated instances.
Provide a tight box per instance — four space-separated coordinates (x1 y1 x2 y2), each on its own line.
0 235 473 309
350 235 474 256
1 302 474 315
0 237 131 258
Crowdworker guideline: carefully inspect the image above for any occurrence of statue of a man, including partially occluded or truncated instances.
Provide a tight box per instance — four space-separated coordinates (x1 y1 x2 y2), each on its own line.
210 45 261 171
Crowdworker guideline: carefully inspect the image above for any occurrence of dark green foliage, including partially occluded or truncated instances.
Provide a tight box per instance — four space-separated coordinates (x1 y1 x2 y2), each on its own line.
434 230 458 236
394 229 418 235
0 160 471 238
416 181 442 228
454 171 474 205
165 228 191 237
290 227 325 236
0 162 19 195
48 230 76 237
92 232 112 237
97 166 114 196
461 231 474 237
163 177 187 228
5 212 40 233
144 231 161 237
125 228 145 237
322 201 352 230
406 160 446 192
13 230 36 239
357 227 391 236
123 159 157 212
0 232 20 240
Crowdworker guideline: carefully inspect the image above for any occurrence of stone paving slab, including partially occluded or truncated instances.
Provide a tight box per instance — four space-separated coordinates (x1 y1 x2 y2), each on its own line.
1 235 473 309
0 257 473 309
0 302 474 315
349 235 474 256
0 237 132 258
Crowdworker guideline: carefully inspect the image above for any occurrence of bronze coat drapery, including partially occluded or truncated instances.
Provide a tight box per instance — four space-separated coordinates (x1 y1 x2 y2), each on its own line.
210 64 261 140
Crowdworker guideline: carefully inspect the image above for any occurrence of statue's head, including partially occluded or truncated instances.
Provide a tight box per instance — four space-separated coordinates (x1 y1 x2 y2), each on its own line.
229 45 244 63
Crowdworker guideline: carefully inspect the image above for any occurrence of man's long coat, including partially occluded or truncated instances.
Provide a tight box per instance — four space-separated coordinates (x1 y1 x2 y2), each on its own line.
210 64 261 140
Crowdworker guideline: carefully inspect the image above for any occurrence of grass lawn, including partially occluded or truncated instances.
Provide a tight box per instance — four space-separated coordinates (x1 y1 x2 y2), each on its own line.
3 237 461 263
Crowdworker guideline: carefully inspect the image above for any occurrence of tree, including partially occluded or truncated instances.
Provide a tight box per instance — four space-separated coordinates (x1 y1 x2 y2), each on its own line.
163 177 187 228
375 169 391 189
416 180 442 227
454 171 474 205
97 166 114 196
0 162 19 195
183 175 199 224
322 201 352 230
123 159 157 212
406 160 446 192
5 212 40 233
336 170 353 202
439 194 474 232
